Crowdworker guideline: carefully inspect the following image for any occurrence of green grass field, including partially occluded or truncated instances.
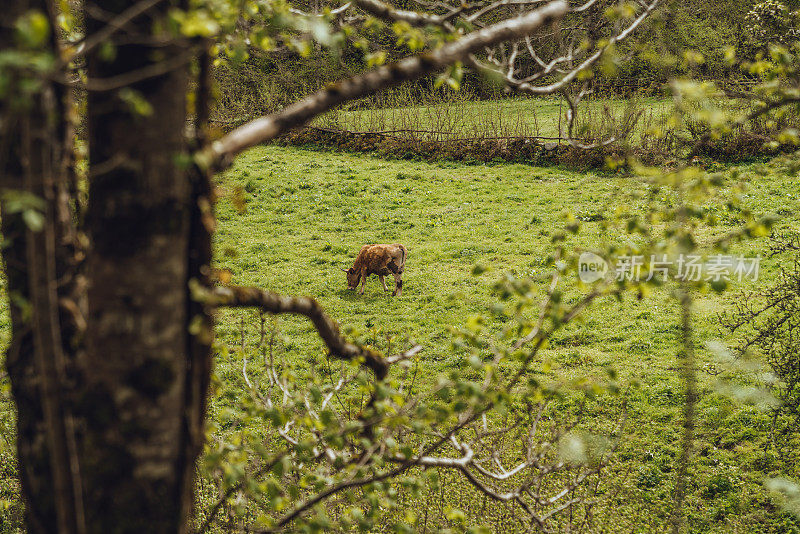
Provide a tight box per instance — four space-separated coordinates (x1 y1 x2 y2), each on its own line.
207 146 800 531
2 145 800 531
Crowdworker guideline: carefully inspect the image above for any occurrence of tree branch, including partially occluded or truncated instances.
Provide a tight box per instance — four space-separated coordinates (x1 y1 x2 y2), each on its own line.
471 0 661 95
354 0 456 28
202 0 568 169
289 2 353 17
62 0 167 64
193 283 391 379
195 455 284 534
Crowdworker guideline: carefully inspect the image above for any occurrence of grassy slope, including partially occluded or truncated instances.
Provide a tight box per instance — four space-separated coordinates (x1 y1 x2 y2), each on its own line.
212 146 800 532
2 145 800 531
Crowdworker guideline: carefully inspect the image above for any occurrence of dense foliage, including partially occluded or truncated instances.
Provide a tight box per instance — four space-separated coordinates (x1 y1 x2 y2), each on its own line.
210 0 773 124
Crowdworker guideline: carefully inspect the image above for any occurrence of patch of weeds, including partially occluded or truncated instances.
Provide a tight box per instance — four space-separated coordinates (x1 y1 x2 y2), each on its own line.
636 465 664 489
560 350 591 367
552 331 596 347
396 172 423 180
578 212 605 222
703 473 735 499
626 338 653 354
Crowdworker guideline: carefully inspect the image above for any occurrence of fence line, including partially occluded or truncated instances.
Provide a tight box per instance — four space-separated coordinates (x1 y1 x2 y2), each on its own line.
304 126 587 144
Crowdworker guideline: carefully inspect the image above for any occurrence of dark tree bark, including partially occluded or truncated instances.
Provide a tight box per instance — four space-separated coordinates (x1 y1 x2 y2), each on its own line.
1 1 83 532
3 0 213 529
78 1 209 531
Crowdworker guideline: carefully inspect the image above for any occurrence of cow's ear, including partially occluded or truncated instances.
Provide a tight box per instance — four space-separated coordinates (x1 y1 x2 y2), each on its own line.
340 267 349 273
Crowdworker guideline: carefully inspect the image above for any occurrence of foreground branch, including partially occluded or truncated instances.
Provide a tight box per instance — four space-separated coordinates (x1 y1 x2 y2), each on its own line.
203 0 568 169
354 0 456 28
194 283 391 379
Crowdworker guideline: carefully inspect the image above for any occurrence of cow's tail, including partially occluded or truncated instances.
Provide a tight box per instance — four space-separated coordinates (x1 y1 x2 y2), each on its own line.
400 244 406 272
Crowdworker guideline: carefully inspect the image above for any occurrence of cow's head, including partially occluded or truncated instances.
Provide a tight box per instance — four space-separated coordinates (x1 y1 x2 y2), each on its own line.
342 267 359 290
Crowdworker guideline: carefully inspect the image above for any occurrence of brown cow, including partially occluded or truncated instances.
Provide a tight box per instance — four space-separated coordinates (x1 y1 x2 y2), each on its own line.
343 244 406 296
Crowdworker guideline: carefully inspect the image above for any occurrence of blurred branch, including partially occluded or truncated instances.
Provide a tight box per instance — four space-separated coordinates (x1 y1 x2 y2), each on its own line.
80 47 198 91
288 2 354 18
63 0 167 64
203 0 568 169
354 0 459 29
195 455 285 534
383 401 628 531
466 0 550 24
687 95 800 159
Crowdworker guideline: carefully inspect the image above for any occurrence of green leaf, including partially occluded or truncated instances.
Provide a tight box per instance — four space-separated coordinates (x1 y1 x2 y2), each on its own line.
22 209 44 232
15 10 50 49
766 477 800 517
99 41 116 62
118 88 154 117
171 9 221 38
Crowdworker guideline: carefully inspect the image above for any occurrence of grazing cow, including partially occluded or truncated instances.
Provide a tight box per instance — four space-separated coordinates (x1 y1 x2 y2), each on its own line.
343 244 406 296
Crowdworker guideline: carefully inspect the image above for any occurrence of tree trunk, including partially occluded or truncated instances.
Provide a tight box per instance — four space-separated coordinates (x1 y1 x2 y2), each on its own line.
3 0 213 530
79 1 208 531
1 1 83 532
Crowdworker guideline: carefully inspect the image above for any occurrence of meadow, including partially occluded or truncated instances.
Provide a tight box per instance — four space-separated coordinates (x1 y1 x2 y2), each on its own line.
206 145 800 531
2 144 800 531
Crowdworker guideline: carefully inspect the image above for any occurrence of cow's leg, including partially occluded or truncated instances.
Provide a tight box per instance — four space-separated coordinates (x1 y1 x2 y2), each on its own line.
392 272 403 296
379 275 388 292
359 270 368 295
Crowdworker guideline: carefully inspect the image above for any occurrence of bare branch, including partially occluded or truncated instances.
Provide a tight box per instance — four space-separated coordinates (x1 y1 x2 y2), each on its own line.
571 0 599 13
289 2 352 17
195 456 285 534
561 84 625 148
80 47 197 91
386 344 423 364
467 0 549 24
474 0 662 95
